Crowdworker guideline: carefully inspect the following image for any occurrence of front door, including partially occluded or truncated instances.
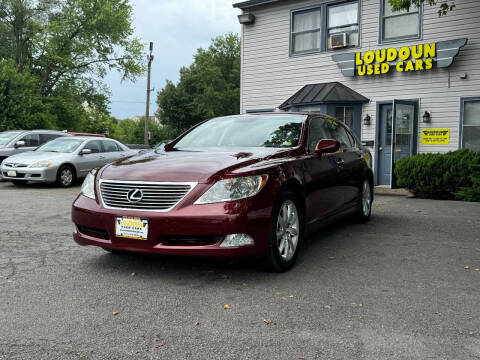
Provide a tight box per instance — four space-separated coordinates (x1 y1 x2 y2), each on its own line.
378 104 393 185
377 100 418 187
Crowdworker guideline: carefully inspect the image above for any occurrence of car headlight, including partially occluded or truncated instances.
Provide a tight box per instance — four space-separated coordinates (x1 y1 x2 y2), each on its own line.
194 175 268 205
28 160 52 168
81 172 96 200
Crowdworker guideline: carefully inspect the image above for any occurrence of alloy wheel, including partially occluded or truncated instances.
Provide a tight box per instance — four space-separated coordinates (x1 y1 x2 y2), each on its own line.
61 168 73 187
276 200 299 262
362 180 372 217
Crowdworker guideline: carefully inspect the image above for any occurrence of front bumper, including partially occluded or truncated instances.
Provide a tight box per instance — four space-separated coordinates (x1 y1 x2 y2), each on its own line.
0 165 57 183
72 188 274 258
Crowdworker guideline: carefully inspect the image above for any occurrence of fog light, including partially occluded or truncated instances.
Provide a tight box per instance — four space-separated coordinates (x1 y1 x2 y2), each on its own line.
220 234 254 248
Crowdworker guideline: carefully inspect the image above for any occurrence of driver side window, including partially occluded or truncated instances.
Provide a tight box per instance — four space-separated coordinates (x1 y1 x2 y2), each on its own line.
83 140 103 153
331 125 353 149
20 134 40 147
307 117 332 153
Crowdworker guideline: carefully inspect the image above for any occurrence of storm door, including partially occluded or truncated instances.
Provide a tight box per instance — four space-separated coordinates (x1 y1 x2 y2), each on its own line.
391 100 417 188
377 100 417 187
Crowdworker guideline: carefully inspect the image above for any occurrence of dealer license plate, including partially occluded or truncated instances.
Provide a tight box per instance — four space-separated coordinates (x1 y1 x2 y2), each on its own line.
115 216 148 240
7 170 17 177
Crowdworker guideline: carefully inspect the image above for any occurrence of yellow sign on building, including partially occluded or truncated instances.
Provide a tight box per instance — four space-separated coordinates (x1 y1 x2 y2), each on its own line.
421 128 450 145
355 43 436 76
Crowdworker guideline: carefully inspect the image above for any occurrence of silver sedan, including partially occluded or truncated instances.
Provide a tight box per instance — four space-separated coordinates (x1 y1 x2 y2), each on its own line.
0 137 137 187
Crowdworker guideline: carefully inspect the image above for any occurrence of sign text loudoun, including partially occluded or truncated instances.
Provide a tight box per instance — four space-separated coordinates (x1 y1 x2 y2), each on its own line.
355 43 436 76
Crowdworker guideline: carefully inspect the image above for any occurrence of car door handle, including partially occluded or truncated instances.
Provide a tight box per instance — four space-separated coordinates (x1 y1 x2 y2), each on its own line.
99 156 106 159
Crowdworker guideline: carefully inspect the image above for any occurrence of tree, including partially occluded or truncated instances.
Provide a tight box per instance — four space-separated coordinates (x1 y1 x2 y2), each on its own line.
156 33 240 133
0 0 144 96
0 0 145 136
388 0 455 16
0 59 54 131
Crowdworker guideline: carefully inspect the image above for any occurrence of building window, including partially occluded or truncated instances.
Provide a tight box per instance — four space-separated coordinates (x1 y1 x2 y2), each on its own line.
335 106 354 130
381 0 420 42
462 99 480 152
327 2 359 49
291 8 321 54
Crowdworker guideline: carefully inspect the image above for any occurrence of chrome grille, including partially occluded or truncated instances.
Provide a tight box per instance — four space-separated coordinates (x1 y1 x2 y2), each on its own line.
4 163 27 168
99 180 196 212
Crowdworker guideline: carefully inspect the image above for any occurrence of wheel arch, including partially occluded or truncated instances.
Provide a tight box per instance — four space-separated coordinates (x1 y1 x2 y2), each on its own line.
366 168 374 200
279 178 306 222
57 162 77 179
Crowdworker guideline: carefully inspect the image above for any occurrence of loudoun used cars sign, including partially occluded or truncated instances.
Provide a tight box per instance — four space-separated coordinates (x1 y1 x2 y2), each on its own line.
355 43 436 76
332 38 467 77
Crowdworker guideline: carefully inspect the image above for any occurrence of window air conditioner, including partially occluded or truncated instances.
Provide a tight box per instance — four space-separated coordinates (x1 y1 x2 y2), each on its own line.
331 33 349 49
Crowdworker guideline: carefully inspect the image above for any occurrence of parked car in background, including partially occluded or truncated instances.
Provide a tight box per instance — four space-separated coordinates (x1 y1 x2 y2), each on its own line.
0 130 71 167
69 132 106 138
1 137 136 187
72 113 374 272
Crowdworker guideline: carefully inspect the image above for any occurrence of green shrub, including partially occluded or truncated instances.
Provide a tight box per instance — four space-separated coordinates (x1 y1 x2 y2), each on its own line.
394 150 480 200
455 163 480 202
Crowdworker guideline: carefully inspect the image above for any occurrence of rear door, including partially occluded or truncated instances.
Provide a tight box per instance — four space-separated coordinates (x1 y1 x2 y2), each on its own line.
102 140 127 163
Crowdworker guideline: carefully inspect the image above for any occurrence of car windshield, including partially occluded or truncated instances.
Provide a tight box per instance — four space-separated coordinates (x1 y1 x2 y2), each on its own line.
0 131 21 145
174 115 306 149
36 138 84 153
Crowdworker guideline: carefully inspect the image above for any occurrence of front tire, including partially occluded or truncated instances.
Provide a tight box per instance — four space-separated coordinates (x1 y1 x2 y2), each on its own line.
57 165 75 188
357 179 372 222
264 191 303 272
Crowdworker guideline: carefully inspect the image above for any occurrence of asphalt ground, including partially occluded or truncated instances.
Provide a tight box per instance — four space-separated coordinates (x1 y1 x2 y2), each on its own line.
0 181 479 359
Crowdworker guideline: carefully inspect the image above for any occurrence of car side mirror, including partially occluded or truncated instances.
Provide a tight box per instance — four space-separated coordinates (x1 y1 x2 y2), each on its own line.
314 139 340 158
15 140 26 148
80 148 92 155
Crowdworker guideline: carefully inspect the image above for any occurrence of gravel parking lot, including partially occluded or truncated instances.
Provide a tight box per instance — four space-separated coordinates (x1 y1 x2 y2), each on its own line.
0 181 479 359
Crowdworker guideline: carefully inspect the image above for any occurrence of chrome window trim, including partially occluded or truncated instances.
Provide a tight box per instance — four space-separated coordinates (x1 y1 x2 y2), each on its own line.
98 179 198 213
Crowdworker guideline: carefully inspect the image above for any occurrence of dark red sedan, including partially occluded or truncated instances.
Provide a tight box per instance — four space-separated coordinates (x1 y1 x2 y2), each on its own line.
72 113 373 271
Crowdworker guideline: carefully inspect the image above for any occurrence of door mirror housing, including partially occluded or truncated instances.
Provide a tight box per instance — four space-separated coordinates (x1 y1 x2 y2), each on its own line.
15 140 26 148
314 139 340 158
80 148 92 155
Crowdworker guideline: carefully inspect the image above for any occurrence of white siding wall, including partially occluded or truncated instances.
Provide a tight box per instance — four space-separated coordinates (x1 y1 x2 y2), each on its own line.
240 0 480 156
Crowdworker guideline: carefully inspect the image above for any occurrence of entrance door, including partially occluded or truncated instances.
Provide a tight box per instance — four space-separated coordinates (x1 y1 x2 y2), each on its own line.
377 100 417 187
378 104 393 185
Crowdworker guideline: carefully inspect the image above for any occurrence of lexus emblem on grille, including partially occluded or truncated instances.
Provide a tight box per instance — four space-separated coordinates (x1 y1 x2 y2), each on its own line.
127 189 143 203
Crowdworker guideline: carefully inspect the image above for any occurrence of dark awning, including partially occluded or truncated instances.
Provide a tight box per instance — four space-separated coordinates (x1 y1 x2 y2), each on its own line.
233 0 282 9
279 82 369 110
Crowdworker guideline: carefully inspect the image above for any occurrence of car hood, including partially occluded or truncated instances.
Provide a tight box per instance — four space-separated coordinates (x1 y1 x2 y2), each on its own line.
2 151 70 165
100 147 290 183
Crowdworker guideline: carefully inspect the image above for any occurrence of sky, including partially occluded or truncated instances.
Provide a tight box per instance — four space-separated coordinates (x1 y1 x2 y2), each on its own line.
106 0 241 119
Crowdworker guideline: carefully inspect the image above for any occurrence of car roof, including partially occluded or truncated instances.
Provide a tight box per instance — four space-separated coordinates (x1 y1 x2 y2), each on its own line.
66 136 117 141
1 129 71 135
243 111 329 117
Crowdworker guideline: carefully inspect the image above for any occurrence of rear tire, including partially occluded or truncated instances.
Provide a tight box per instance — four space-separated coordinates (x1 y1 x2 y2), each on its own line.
356 179 372 223
57 165 75 188
263 191 303 272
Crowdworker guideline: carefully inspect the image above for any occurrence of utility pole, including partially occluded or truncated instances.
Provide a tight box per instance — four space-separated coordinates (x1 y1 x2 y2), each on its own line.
145 42 154 145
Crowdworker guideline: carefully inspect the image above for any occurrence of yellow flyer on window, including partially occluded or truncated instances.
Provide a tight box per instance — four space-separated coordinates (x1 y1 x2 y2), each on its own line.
421 129 450 145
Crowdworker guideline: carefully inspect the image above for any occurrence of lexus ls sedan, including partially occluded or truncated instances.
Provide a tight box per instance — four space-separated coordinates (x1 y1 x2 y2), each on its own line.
72 113 374 272
1 137 137 187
